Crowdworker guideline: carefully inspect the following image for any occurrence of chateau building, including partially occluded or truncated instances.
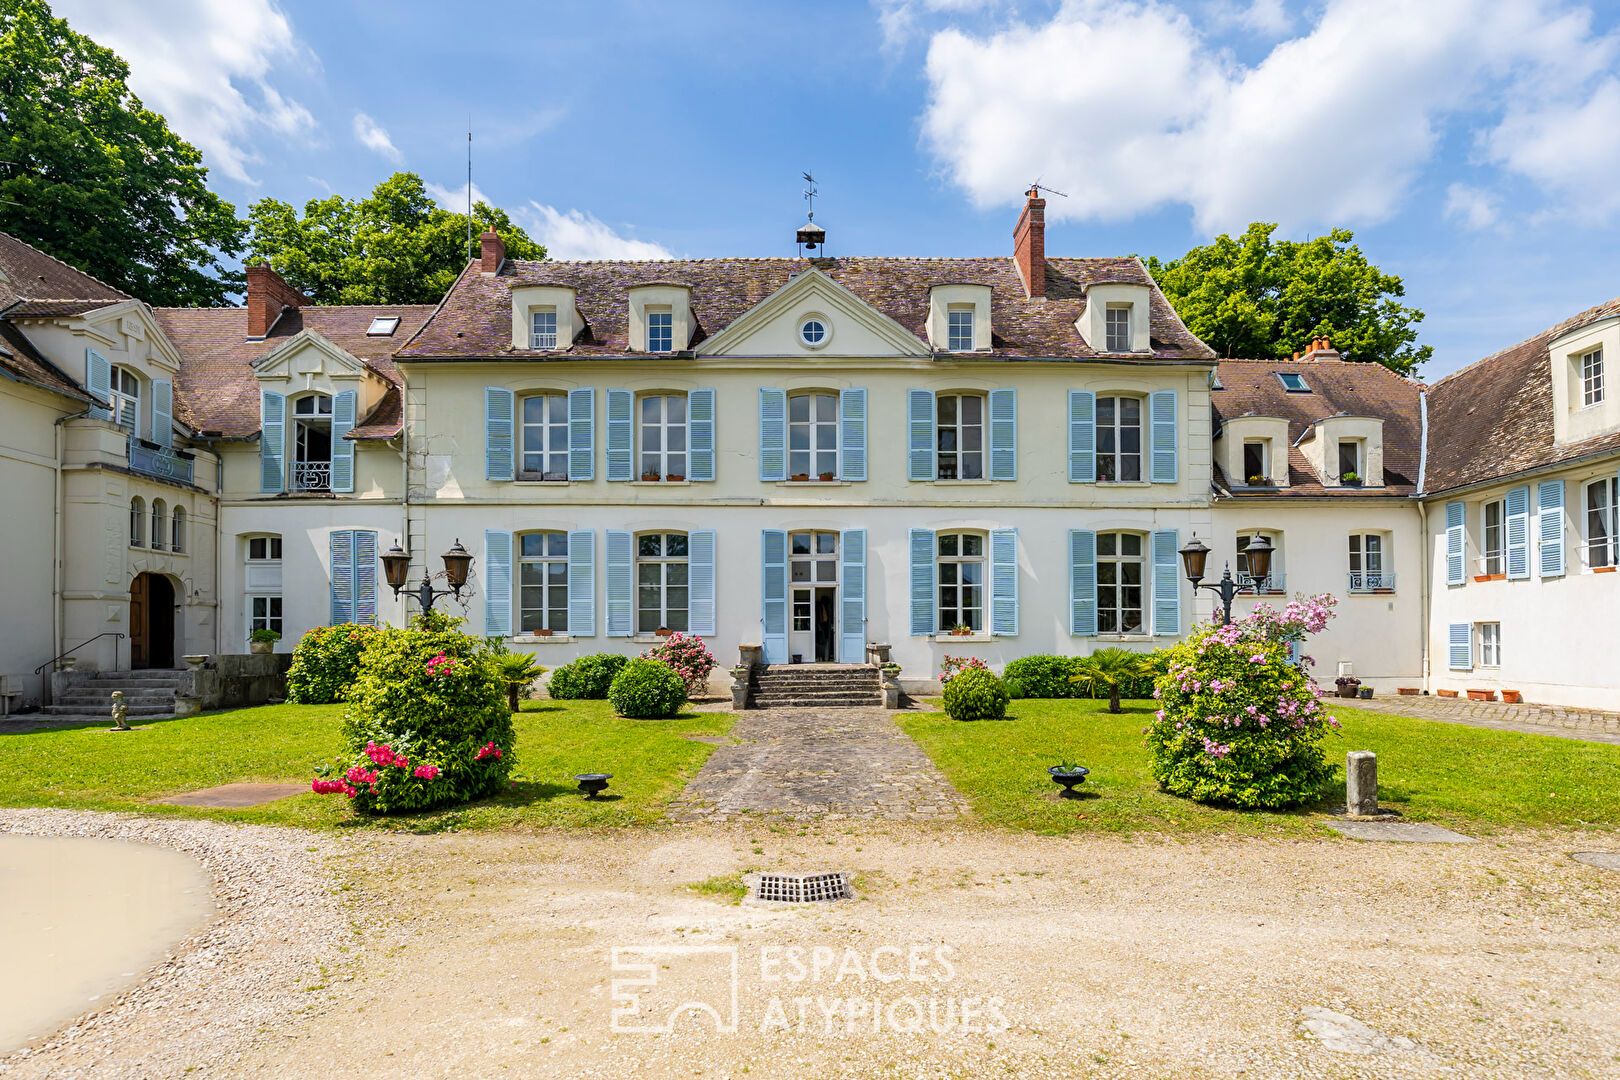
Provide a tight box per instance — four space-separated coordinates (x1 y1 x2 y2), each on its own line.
1 191 1615 708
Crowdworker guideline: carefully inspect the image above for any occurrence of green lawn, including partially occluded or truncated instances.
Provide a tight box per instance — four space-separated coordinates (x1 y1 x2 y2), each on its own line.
899 699 1620 836
0 700 733 830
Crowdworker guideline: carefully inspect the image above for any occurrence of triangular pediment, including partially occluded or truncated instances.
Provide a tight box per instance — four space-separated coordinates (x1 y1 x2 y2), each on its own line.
252 330 369 379
697 268 929 358
77 300 184 371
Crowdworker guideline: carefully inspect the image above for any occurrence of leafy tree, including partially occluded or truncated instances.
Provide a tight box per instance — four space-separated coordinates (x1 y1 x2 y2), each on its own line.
1144 223 1431 374
1068 647 1153 714
0 0 245 305
245 173 545 304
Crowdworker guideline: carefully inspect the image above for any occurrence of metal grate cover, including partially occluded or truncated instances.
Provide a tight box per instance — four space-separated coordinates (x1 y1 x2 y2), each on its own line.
751 871 851 903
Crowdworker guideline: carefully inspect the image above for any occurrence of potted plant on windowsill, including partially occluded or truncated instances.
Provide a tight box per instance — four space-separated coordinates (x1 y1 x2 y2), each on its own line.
818 471 836 482
1334 675 1361 699
665 473 685 482
655 626 675 638
1245 474 1272 487
249 628 280 654
1595 565 1617 574
640 471 661 482
1340 471 1362 487
790 472 810 483
948 624 974 637
533 627 554 638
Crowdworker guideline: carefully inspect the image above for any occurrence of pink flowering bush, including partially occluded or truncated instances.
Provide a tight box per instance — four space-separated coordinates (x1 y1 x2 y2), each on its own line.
940 655 991 683
311 610 515 814
1144 594 1340 809
640 632 717 697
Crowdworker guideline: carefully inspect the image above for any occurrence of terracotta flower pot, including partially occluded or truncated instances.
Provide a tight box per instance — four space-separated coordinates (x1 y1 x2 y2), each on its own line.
1501 690 1522 703
790 473 810 482
1397 687 1420 695
640 473 661 482
534 628 553 638
655 627 675 638
1467 689 1496 702
665 474 685 482
818 472 836 482
1437 689 1459 698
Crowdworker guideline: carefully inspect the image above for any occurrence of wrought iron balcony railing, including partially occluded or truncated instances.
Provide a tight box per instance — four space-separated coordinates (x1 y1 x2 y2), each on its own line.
1348 571 1396 593
291 461 331 492
127 437 194 484
1236 571 1286 594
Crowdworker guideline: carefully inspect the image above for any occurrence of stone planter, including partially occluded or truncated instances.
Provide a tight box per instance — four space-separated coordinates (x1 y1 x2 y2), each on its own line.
1466 688 1496 702
1397 687 1420 695
249 641 274 655
1437 689 1459 698
866 642 892 665
1501 690 1522 704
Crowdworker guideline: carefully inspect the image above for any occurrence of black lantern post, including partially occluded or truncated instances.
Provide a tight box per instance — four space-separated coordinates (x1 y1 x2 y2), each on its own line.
382 538 473 613
1178 533 1273 625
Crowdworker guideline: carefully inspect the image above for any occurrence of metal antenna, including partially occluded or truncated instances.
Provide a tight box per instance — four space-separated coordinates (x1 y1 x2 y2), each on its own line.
466 121 474 262
1029 179 1070 199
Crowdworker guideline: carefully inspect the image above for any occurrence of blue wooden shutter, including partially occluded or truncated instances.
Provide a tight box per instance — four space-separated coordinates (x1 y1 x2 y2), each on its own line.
909 528 935 635
688 529 716 636
1152 529 1180 636
260 390 286 493
761 530 788 664
1070 530 1097 635
688 388 716 482
1538 479 1565 577
329 530 354 625
484 387 515 481
86 349 111 420
840 529 867 662
988 388 1017 481
567 529 594 636
605 530 633 636
568 388 595 481
606 389 633 482
151 379 173 448
330 388 356 493
483 530 513 636
1445 501 1465 585
907 389 935 481
990 528 1019 636
1068 390 1096 483
1505 486 1530 579
354 530 378 626
838 388 867 481
1149 389 1178 483
1448 623 1472 670
758 388 787 482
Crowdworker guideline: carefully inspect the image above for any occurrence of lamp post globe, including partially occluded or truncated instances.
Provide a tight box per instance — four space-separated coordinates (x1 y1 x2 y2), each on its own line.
381 540 411 595
1242 532 1274 585
1178 535 1210 584
442 539 473 594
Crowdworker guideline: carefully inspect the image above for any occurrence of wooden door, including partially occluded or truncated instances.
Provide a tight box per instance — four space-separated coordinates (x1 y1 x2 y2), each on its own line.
129 574 149 669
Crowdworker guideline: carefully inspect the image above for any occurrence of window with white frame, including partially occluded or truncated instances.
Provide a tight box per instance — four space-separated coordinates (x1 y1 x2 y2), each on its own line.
1482 498 1505 575
947 308 974 352
292 393 333 491
636 532 688 633
151 499 167 551
1095 396 1143 482
1348 533 1387 590
1242 441 1268 484
245 535 282 640
1104 305 1132 352
1338 440 1363 484
1237 532 1281 590
1097 532 1145 634
247 536 283 562
936 532 985 633
529 308 558 350
1581 346 1604 407
935 393 985 480
788 392 838 479
518 532 569 633
1586 476 1619 569
798 316 828 349
249 595 282 639
638 393 687 480
646 309 673 353
1478 622 1501 667
520 393 569 480
129 496 145 546
171 507 187 553
110 366 141 432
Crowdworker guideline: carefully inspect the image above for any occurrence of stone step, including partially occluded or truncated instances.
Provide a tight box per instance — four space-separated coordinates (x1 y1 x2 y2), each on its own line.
59 689 177 704
752 688 885 701
40 702 173 717
751 696 884 709
752 672 881 684
92 669 187 679
82 678 185 689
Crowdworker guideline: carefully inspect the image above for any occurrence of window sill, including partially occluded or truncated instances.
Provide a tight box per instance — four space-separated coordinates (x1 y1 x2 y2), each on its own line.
934 633 995 643
776 480 851 488
514 479 573 486
632 634 681 644
928 479 995 486
1593 565 1617 574
1347 590 1397 596
1093 634 1156 642
512 634 573 644
630 480 692 487
1095 480 1152 487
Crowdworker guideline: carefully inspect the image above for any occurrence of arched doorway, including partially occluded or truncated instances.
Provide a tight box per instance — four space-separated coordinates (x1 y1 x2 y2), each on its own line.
130 573 176 669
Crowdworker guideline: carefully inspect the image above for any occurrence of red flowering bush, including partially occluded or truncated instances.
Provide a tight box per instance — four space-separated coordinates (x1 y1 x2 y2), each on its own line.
640 632 717 697
286 623 382 703
940 655 990 683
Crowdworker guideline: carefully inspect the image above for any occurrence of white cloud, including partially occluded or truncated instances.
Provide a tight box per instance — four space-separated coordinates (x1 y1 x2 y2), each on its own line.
1444 184 1500 230
425 181 491 212
518 205 675 260
919 0 1620 232
352 113 403 165
52 0 315 185
874 0 1006 52
1208 0 1291 35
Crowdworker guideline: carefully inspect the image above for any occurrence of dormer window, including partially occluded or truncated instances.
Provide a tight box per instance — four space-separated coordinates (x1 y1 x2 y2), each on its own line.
947 308 974 352
1242 441 1268 485
647 310 674 353
1105 305 1132 352
1338 439 1363 485
366 316 400 337
1278 373 1310 393
110 366 141 432
530 309 558 350
1582 346 1604 407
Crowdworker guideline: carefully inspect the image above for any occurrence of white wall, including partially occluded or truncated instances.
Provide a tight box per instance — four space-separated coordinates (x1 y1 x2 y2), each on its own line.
0 380 68 702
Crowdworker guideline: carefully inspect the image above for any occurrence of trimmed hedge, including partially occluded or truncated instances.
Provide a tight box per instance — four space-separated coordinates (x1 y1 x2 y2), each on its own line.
608 658 687 719
286 623 382 704
1002 652 1167 701
547 653 629 699
942 666 1009 721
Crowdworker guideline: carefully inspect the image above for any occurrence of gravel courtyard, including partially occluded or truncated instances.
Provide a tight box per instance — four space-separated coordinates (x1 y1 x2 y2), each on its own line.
7 813 1615 1080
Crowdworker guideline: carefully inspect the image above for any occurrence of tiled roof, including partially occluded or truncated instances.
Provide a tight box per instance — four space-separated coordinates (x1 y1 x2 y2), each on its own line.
0 232 129 308
1423 297 1620 495
1211 357 1423 497
150 304 433 438
0 319 94 402
398 256 1216 361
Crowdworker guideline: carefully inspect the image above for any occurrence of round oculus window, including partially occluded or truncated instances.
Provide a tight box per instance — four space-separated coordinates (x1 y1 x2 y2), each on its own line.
799 317 829 348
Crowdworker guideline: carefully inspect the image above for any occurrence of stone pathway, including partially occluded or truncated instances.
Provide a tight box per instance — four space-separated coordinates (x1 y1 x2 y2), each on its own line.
1327 820 1476 844
668 706 966 822
156 782 308 809
1343 695 1620 745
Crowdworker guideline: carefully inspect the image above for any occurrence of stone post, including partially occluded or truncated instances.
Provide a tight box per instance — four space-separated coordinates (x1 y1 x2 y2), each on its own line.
1346 751 1378 816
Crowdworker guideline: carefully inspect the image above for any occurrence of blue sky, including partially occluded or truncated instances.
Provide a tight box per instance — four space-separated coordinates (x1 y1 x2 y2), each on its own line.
52 0 1620 377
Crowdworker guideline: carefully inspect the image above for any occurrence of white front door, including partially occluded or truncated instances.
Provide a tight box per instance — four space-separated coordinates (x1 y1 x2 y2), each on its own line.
788 531 839 663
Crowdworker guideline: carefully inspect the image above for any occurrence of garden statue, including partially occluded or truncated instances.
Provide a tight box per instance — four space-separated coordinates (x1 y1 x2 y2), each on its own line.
109 689 130 731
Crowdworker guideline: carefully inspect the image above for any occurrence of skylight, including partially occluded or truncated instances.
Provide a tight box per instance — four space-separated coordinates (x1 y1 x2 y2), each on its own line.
1277 372 1310 392
366 316 401 337
1210 372 1224 390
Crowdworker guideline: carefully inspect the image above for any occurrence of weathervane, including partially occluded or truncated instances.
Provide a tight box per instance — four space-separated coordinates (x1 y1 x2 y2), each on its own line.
796 172 826 255
802 172 818 219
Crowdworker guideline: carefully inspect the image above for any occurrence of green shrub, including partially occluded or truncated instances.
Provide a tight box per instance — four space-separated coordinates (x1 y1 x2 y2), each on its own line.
942 666 1009 721
1004 677 1027 700
607 658 687 719
1002 655 1081 698
286 623 382 704
312 611 514 814
547 653 629 699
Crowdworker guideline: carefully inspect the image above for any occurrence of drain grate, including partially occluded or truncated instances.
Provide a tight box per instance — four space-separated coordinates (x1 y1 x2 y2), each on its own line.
751 871 851 903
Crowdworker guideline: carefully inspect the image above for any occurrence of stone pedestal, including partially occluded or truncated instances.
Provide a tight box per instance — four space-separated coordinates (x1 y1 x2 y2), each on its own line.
172 696 202 718
866 643 892 665
1346 751 1378 816
738 644 764 671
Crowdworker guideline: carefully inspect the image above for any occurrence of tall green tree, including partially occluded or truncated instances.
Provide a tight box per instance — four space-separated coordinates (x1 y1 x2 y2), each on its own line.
0 0 245 305
245 173 545 305
1144 223 1431 374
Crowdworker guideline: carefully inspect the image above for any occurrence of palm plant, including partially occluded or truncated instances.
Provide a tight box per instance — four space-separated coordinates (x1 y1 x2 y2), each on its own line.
1069 647 1153 714
495 652 546 713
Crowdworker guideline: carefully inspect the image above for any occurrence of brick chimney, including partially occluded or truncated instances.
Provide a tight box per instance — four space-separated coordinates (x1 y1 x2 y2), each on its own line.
1013 186 1046 299
480 228 506 274
245 263 310 340
1301 336 1340 362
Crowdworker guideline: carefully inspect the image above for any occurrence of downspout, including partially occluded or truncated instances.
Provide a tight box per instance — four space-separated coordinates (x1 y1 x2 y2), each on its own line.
51 411 85 696
1416 390 1431 687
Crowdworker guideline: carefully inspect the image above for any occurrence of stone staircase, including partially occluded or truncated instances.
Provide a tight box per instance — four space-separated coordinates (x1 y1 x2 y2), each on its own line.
748 664 883 709
42 670 185 718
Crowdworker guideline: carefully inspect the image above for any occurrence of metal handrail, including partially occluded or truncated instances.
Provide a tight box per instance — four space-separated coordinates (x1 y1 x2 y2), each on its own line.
35 632 126 675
